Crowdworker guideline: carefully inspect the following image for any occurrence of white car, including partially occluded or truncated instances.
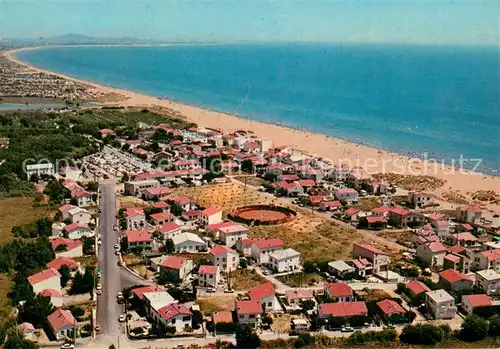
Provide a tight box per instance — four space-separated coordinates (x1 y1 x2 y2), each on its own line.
97 240 102 246
96 284 102 291
96 289 102 295
114 244 120 250
118 314 126 322
97 272 102 279
60 344 75 349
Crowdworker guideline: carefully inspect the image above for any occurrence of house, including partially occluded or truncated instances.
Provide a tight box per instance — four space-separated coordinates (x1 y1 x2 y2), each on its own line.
212 311 234 328
157 256 194 282
99 128 115 137
150 201 170 212
446 233 478 247
64 223 91 240
142 187 171 201
182 210 202 222
274 181 304 196
58 204 77 221
332 164 350 182
200 207 223 226
352 243 389 274
324 283 354 302
439 269 473 292
124 179 160 196
125 230 153 252
47 257 80 275
71 188 93 207
456 205 483 224
405 280 431 299
25 163 55 180
218 224 249 247
144 291 177 321
158 222 182 240
350 258 373 277
388 208 425 228
334 188 359 203
155 303 192 332
171 232 207 253
209 245 240 273
365 216 388 230
166 196 195 212
47 309 77 340
425 289 457 319
319 200 341 212
416 242 447 268
40 288 63 307
285 289 315 306
67 207 91 225
431 220 450 237
344 208 360 222
443 252 471 274
407 191 436 208
131 285 163 301
377 299 406 321
248 282 280 312
251 239 284 264
50 238 83 258
372 206 391 218
328 260 355 277
198 265 220 288
318 301 368 320
150 212 175 226
473 249 500 273
268 248 301 273
18 322 36 341
475 269 500 296
235 300 263 328
462 294 492 315
235 238 260 257
125 208 146 230
27 268 61 294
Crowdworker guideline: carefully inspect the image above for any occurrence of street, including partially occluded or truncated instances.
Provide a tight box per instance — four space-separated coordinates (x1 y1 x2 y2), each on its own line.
96 181 123 346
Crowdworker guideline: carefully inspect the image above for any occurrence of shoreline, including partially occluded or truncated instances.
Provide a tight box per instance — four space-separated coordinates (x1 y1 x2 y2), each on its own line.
4 46 500 212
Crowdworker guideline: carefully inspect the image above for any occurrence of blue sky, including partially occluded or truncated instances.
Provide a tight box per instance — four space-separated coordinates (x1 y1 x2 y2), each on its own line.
2 0 499 45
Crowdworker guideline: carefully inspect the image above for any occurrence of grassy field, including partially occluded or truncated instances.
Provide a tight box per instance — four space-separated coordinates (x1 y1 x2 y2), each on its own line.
232 175 271 187
0 197 55 245
0 274 13 328
277 272 322 288
197 296 237 315
230 269 268 291
353 197 381 211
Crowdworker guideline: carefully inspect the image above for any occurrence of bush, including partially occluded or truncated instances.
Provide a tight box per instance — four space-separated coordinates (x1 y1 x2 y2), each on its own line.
400 324 445 345
489 315 500 337
347 329 397 345
294 333 316 348
236 324 260 348
460 315 489 341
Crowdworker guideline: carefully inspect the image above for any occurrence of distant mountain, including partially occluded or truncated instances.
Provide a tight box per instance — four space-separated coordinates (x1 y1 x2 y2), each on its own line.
3 34 168 47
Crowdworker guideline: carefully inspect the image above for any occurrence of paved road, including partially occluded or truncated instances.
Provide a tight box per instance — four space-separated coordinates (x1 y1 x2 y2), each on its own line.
96 181 122 346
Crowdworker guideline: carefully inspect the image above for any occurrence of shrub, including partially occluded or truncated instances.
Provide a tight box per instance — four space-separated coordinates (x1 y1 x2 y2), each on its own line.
294 333 316 348
460 315 489 341
400 324 445 345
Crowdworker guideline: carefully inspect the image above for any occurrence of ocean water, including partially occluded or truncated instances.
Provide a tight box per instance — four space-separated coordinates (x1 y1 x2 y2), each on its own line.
15 44 500 174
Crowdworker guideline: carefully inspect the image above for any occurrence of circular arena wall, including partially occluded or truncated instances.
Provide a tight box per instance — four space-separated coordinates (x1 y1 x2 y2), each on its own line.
229 204 297 226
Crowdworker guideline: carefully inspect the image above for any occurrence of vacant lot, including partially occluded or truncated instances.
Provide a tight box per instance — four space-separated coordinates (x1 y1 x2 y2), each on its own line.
197 296 237 315
233 175 271 187
231 269 268 291
277 272 322 288
171 183 400 262
0 197 54 245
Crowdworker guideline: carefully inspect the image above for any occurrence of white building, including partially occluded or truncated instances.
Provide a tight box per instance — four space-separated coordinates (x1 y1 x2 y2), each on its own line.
235 300 262 328
251 239 284 264
171 232 207 253
51 238 83 258
208 245 240 273
125 208 146 230
26 163 55 179
47 309 76 340
64 223 91 240
198 265 220 288
425 289 457 320
124 179 160 196
218 224 249 247
40 289 63 308
248 282 281 312
416 242 447 268
462 294 492 315
268 248 301 273
200 207 222 226
334 187 359 203
476 269 500 296
155 303 192 333
27 268 61 294
67 207 91 225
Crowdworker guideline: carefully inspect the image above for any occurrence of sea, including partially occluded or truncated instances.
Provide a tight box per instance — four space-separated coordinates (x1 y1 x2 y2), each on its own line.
15 43 500 174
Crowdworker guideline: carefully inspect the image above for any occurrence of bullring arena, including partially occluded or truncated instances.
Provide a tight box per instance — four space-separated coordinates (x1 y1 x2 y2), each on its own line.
229 204 297 226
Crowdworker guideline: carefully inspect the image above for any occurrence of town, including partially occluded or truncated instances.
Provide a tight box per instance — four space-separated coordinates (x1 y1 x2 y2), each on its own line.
5 106 499 349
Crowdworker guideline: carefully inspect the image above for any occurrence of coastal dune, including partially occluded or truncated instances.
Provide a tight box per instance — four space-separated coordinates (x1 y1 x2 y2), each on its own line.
4 47 499 212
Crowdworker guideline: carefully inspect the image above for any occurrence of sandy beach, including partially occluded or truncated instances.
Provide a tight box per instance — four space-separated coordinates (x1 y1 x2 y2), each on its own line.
4 47 499 213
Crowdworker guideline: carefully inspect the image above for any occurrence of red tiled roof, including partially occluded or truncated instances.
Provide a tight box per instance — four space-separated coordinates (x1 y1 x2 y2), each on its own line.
71 188 91 198
366 216 387 224
157 303 192 321
50 238 82 252
143 187 170 196
48 309 76 332
158 222 180 233
58 204 77 213
64 223 89 232
445 254 461 263
322 200 341 208
463 205 482 213
27 268 61 286
405 280 431 296
275 181 301 190
199 265 219 275
427 213 445 221
326 283 353 298
463 294 492 308
209 244 229 256
308 196 324 204
336 188 358 195
125 230 152 243
47 257 78 270
150 212 175 222
460 223 474 231
151 201 170 209
353 243 387 256
345 208 359 216
320 301 368 317
132 285 162 300
207 221 233 232
439 269 473 284
213 311 233 324
202 207 221 216
160 256 186 270
125 208 144 218
426 241 447 253
39 289 63 297
448 245 466 255
285 289 314 301
239 238 261 247
182 209 202 217
249 282 275 301
479 249 500 262
254 239 283 249
299 179 316 187
372 206 391 214
455 232 478 241
377 299 405 316
235 300 263 315
390 207 411 216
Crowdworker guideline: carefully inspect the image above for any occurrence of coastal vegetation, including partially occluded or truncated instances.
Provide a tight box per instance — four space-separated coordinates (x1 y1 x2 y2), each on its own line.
372 173 445 191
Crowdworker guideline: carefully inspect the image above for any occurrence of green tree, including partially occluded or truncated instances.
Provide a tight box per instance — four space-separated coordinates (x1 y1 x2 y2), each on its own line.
460 315 489 341
164 238 175 253
18 293 55 328
238 258 248 269
489 315 500 337
4 329 38 349
70 267 94 294
240 159 254 173
235 324 260 348
191 310 203 330
400 324 444 345
170 202 183 216
294 333 316 348
60 265 71 287
299 299 315 313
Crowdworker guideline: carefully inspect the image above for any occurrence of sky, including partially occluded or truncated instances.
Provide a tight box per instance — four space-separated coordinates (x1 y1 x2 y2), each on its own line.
1 0 499 46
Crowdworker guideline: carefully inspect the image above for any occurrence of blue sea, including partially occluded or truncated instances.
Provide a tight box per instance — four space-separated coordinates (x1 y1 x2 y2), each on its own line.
15 44 500 174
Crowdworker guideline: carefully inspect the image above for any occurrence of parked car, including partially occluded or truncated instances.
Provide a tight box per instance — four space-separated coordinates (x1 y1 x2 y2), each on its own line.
60 343 75 349
114 244 120 250
96 289 102 295
341 326 354 332
95 324 101 332
262 270 270 276
118 314 126 322
206 287 216 293
96 284 102 291
224 289 234 293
